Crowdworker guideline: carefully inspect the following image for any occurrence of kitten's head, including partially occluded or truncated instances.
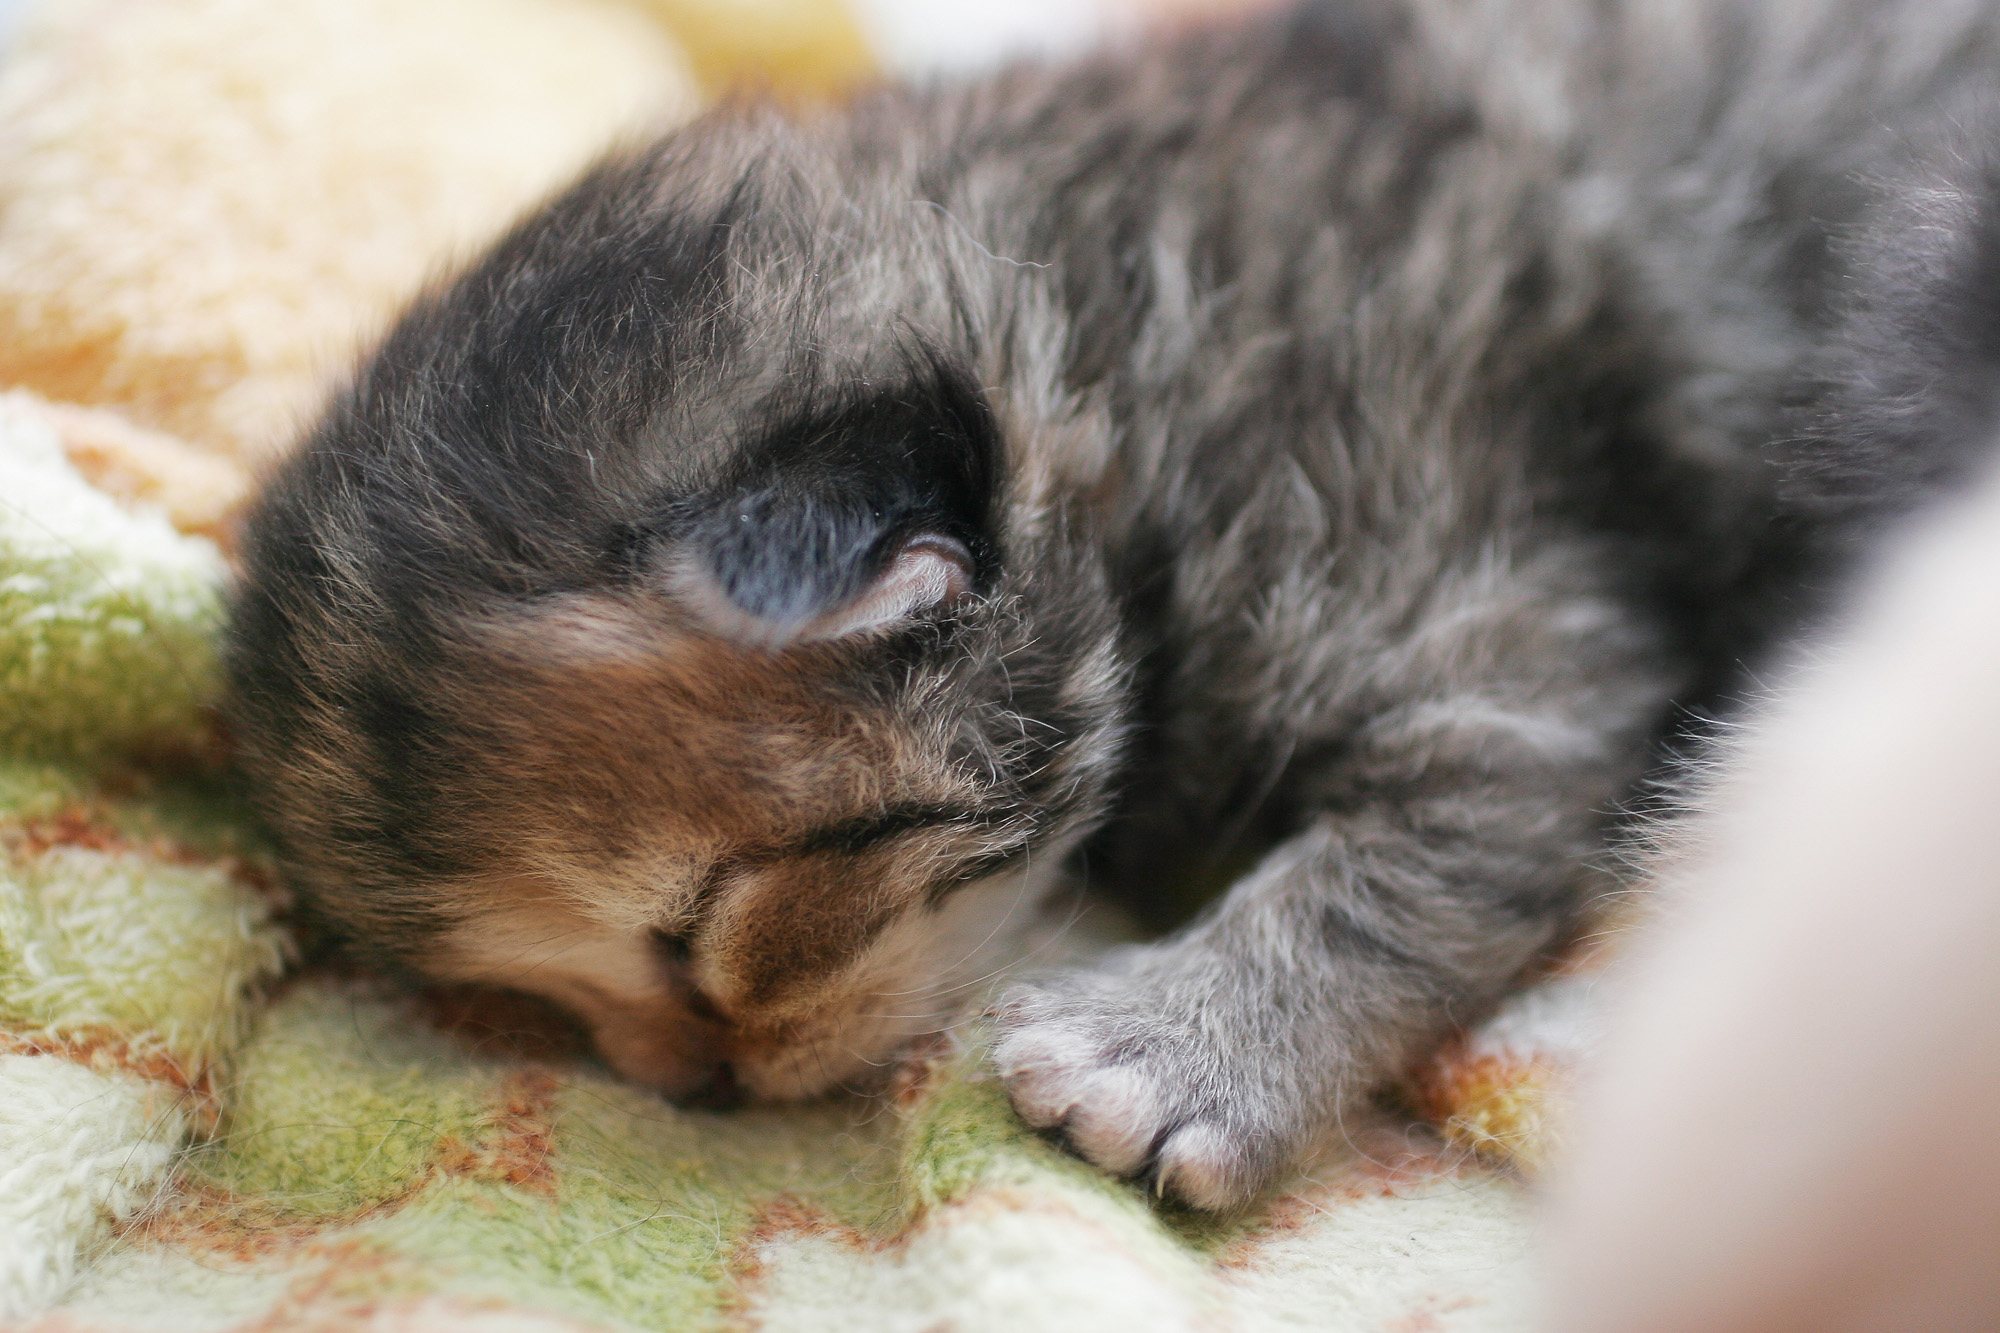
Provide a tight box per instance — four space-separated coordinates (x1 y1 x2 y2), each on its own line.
226 113 1129 1101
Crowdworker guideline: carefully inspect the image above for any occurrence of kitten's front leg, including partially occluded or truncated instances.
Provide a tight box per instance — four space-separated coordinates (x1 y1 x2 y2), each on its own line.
994 658 1669 1208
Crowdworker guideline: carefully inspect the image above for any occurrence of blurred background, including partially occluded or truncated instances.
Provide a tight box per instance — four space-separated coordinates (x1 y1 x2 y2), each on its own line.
0 0 1251 76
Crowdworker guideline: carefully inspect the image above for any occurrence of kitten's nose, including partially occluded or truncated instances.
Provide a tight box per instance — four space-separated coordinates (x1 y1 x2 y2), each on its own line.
672 1060 742 1111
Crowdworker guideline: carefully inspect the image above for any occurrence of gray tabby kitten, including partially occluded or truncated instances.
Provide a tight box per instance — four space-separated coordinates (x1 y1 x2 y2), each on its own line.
225 0 2000 1209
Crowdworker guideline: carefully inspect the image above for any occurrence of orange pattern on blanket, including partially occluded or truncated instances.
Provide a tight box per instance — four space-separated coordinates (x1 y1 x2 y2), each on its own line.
1410 1044 1565 1173
431 1070 564 1199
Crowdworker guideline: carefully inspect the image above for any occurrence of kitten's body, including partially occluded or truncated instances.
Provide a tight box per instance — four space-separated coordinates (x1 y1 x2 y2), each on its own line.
227 0 2000 1207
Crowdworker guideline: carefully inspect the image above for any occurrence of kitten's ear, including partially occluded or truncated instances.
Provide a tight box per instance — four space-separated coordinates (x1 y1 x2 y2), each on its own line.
659 366 999 649
670 526 978 648
793 532 976 640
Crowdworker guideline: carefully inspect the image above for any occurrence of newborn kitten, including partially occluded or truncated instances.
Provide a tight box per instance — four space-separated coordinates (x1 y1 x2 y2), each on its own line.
225 0 2000 1208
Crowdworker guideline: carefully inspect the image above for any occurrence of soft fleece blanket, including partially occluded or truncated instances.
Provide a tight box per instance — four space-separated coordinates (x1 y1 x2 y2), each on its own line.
0 4 1608 1328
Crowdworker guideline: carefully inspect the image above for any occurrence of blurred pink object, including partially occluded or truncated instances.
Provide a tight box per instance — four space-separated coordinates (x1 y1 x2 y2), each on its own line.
1544 462 2000 1333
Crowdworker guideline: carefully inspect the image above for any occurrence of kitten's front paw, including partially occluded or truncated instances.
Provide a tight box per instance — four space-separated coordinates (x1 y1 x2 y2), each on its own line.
990 968 1302 1210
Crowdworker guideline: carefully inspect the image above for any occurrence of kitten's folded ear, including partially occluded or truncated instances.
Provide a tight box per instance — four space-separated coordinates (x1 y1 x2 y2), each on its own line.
670 524 977 647
660 365 999 649
791 532 975 640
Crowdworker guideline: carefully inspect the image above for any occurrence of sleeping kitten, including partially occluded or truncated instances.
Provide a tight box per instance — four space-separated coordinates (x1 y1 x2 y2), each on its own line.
224 0 2000 1208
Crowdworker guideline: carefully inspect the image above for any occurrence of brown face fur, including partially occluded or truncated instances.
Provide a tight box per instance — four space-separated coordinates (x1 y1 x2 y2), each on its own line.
423 594 1074 1099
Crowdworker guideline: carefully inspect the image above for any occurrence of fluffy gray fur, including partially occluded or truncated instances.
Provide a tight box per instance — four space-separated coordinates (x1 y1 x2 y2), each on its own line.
227 0 2000 1210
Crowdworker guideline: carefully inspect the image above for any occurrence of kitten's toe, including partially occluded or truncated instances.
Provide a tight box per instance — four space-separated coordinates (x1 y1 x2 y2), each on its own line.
1152 1121 1278 1211
1058 1064 1171 1176
992 1020 1096 1127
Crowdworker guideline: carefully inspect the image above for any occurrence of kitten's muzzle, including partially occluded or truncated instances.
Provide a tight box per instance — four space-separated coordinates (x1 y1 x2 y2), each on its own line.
656 971 748 1109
